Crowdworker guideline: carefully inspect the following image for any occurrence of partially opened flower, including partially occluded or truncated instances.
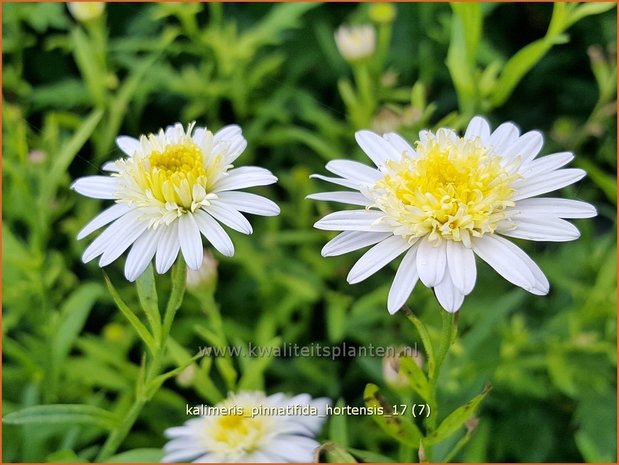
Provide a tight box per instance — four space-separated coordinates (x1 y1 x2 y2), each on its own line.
309 116 596 314
73 123 279 281
334 24 376 62
162 391 330 463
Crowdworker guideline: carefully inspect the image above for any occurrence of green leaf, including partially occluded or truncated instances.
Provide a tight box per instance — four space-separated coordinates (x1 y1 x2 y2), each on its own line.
326 292 352 342
316 442 358 463
144 352 203 399
107 448 164 463
136 264 162 343
399 355 431 402
425 384 492 446
329 399 349 447
569 3 616 26
238 337 281 391
50 283 104 392
162 257 187 339
490 38 553 108
363 383 422 448
3 404 119 430
446 2 482 114
46 449 83 463
403 309 436 378
348 448 396 463
70 27 106 105
104 274 156 354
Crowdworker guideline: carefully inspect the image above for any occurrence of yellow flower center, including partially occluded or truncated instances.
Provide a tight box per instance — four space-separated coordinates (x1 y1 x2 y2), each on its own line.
370 131 518 246
145 142 207 209
207 406 270 456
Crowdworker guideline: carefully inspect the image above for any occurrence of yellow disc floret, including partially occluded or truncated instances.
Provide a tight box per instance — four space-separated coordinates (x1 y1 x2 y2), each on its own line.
203 395 274 458
147 142 207 209
370 129 518 246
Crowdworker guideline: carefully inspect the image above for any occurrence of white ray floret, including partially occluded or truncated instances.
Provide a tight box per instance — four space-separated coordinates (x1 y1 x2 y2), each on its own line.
310 116 596 314
162 391 330 463
73 122 279 281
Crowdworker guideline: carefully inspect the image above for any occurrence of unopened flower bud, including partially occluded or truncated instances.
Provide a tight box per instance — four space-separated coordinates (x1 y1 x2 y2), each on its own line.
334 25 376 62
67 2 105 22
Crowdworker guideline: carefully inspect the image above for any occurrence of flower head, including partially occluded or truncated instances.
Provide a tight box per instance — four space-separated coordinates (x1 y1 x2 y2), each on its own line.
162 391 330 463
334 25 376 62
72 123 279 281
309 116 596 314
67 2 105 22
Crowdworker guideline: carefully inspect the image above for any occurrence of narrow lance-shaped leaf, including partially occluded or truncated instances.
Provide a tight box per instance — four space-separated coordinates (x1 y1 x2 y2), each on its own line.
363 383 422 448
3 404 120 430
136 264 162 344
104 274 156 354
399 355 431 402
425 384 492 446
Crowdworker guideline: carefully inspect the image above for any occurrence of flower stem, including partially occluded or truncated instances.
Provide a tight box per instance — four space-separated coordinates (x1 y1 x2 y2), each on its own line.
97 259 187 461
96 399 145 461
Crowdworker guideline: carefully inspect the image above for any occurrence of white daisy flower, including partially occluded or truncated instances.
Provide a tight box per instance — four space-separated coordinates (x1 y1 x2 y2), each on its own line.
309 116 597 314
162 391 330 463
72 123 280 281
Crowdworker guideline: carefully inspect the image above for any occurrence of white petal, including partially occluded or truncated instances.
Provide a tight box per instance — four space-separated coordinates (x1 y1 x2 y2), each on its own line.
416 238 447 287
325 160 382 183
206 201 253 234
464 116 491 144
472 235 548 295
191 453 224 463
511 168 587 201
355 130 401 167
155 221 181 274
314 209 391 232
519 151 573 176
310 174 359 189
321 231 392 256
124 228 161 281
101 161 119 172
214 124 242 142
502 130 544 163
82 212 140 263
434 274 465 313
446 241 477 295
77 203 130 240
223 136 247 165
489 122 520 154
242 450 279 463
116 136 141 156
264 436 319 462
212 166 277 192
306 191 370 207
499 216 580 242
383 132 416 157
347 235 410 284
71 176 119 199
215 191 280 216
515 198 597 219
164 424 202 439
161 447 205 463
178 214 204 270
194 210 234 257
387 246 419 314
191 127 206 146
98 217 149 267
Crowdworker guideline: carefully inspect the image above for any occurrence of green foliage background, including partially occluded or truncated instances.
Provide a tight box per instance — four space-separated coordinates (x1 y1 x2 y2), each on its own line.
3 2 617 463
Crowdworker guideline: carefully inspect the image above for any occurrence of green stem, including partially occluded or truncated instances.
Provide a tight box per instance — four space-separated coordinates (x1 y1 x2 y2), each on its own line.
97 259 187 461
96 399 145 461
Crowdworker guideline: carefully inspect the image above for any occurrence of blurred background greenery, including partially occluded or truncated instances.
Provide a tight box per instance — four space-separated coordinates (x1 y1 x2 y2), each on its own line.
2 2 616 463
